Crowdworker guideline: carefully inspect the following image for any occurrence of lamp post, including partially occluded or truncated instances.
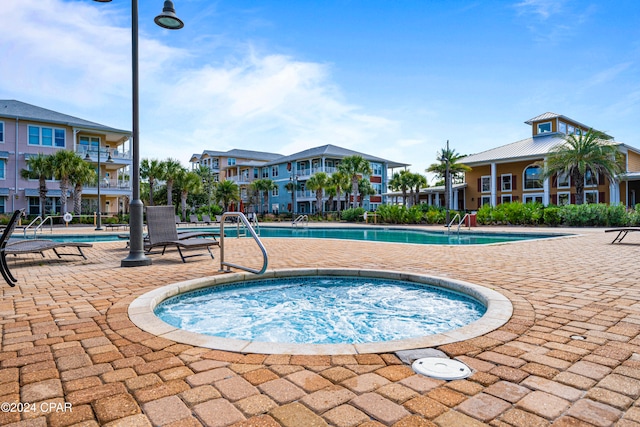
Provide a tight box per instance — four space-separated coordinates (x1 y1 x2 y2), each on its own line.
85 147 114 230
441 140 451 225
289 173 298 220
94 0 183 267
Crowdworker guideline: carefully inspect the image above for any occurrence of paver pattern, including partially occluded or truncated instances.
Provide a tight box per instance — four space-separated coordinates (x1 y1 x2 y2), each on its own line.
1 225 639 426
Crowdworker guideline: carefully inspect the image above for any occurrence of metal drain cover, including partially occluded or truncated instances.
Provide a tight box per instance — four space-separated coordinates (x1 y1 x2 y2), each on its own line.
412 357 472 380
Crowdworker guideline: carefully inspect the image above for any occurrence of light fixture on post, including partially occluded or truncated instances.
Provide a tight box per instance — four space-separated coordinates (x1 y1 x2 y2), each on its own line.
440 140 451 226
94 0 183 267
85 147 114 231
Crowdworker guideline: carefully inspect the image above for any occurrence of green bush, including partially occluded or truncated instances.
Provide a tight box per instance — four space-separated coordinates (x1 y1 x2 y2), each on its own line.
542 206 562 226
341 207 366 222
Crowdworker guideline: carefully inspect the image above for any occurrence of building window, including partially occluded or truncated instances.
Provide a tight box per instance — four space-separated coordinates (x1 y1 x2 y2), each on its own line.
501 194 512 204
253 168 259 179
524 165 543 190
557 192 570 206
501 174 511 191
481 195 491 206
567 125 575 134
272 187 279 197
28 125 65 147
373 183 382 195
559 122 567 134
585 191 598 204
271 166 279 177
523 194 544 204
0 121 4 143
371 163 383 175
262 168 269 178
537 122 552 134
79 136 100 154
0 159 5 179
0 196 5 214
227 158 236 166
557 172 570 189
585 169 598 187
481 176 490 193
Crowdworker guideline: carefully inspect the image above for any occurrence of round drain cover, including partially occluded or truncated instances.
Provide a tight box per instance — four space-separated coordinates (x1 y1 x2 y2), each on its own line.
412 357 472 380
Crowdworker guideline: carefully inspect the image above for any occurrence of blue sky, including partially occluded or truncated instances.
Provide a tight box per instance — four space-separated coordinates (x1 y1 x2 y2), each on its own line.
1 0 638 177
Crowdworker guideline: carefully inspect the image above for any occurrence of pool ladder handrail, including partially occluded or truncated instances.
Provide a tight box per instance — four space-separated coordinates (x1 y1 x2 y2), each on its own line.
292 214 308 227
219 212 268 275
446 213 470 235
23 215 55 238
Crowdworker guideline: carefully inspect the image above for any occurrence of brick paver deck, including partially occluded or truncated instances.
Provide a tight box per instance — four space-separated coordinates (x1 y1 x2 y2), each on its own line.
1 225 639 426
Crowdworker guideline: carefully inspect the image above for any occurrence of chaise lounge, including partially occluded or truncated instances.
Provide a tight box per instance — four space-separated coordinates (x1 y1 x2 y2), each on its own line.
605 227 640 244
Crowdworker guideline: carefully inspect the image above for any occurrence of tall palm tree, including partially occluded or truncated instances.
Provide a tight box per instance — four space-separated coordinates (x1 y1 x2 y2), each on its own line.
69 160 97 215
338 155 372 209
214 180 240 211
411 173 428 206
251 179 276 214
21 153 53 216
389 170 412 206
140 158 165 206
325 185 337 212
162 158 184 206
284 180 296 217
306 172 329 214
51 150 83 214
176 170 203 220
542 129 625 205
329 171 349 214
195 165 215 214
426 144 471 213
358 178 376 208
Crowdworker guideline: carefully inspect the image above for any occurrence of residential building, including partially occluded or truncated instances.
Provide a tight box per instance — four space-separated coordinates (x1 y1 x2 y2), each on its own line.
0 100 132 216
462 113 640 209
190 144 407 214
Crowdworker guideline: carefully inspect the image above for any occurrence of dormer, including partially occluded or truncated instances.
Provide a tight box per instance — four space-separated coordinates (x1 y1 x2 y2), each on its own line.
525 112 611 138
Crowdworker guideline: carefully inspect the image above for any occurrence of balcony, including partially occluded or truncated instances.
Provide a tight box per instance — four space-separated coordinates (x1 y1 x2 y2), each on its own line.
77 147 131 161
84 178 132 192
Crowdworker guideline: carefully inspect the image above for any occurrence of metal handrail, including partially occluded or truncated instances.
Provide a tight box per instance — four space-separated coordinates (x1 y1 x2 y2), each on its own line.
23 215 55 237
219 212 268 275
292 214 308 227
446 213 471 235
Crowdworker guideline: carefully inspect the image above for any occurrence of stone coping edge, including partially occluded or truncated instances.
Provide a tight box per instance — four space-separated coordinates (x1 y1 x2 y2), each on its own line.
128 268 513 355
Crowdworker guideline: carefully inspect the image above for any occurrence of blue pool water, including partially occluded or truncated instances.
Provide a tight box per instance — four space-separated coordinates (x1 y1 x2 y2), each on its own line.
35 226 561 245
154 276 486 344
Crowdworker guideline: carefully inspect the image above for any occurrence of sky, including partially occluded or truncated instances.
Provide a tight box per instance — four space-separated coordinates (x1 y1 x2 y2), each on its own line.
1 0 639 180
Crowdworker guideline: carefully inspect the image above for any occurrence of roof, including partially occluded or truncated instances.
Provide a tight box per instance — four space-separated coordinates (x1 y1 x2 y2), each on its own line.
0 100 130 136
463 134 565 165
524 112 603 136
265 144 408 168
190 149 282 162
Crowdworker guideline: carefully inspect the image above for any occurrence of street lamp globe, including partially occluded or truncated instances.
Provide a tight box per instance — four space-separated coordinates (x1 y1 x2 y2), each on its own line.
155 1 184 29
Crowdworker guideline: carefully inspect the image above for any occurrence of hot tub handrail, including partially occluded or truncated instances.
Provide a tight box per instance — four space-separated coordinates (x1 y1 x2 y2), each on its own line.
219 212 268 274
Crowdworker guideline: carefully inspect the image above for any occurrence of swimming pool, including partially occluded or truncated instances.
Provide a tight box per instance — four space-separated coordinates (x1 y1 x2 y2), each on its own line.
32 225 564 245
129 269 513 354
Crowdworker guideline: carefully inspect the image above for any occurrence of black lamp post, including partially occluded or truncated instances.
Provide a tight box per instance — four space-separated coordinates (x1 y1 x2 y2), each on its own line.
94 0 183 267
440 140 451 225
85 147 114 230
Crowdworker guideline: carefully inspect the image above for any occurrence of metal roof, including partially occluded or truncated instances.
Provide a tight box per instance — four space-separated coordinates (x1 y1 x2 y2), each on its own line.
524 112 594 133
0 100 130 135
190 149 282 162
463 134 565 165
265 144 409 168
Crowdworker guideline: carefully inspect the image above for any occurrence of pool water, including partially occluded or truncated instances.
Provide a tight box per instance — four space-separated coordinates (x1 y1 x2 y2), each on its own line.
154 276 486 344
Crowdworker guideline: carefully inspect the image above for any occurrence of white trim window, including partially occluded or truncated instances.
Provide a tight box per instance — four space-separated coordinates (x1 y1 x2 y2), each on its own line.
524 165 543 190
557 172 570 189
227 158 236 166
371 163 383 175
481 195 491 206
0 159 5 180
501 194 512 204
271 187 279 197
28 125 65 147
585 191 598 204
585 169 598 187
559 122 567 134
481 176 491 193
0 121 4 143
557 192 570 206
523 193 544 204
537 122 552 134
0 196 5 214
262 167 269 178
501 174 512 192
271 166 279 178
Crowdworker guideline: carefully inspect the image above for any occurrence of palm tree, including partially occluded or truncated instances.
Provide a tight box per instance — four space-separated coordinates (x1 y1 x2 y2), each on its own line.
411 173 428 206
358 178 376 207
306 172 329 214
251 178 276 214
542 129 625 205
51 150 83 214
325 185 337 212
214 180 240 211
162 158 184 206
176 170 203 219
338 155 372 209
284 181 296 217
195 165 215 214
69 160 97 215
426 143 471 214
21 153 53 216
389 170 412 206
329 171 349 214
140 158 165 206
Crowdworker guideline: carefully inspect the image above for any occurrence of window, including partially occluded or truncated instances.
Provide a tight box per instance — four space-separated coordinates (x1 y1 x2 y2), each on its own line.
253 168 259 179
481 195 491 206
501 195 512 204
537 122 552 134
371 163 383 175
28 125 65 147
524 194 544 204
271 166 279 177
373 183 382 194
585 191 598 204
501 174 512 192
524 165 543 189
481 176 491 193
557 172 570 188
79 136 100 154
262 168 269 178
0 121 4 142
557 192 570 206
0 159 5 179
585 169 598 187
0 197 5 214
272 187 279 197
567 125 575 134
227 158 236 166
559 122 567 134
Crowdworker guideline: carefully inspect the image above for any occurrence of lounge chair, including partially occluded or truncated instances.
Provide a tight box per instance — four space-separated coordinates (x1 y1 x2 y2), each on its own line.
201 214 215 225
175 215 188 226
147 206 219 262
6 239 92 259
0 210 25 286
189 214 205 226
605 227 640 244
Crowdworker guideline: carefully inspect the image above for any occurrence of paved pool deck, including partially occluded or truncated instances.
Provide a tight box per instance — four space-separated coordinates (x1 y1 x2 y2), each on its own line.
0 224 639 427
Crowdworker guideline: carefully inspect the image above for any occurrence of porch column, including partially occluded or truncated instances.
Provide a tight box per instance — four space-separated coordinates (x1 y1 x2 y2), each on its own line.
490 163 497 206
610 180 620 205
453 189 459 210
543 160 550 205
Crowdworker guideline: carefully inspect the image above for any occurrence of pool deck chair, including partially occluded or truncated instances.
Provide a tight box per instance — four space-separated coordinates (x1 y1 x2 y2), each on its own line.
0 209 25 286
605 227 640 244
189 214 206 226
6 240 92 259
201 214 215 225
147 206 219 262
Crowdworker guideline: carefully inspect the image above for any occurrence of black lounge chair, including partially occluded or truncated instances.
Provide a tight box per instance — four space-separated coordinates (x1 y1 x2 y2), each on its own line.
147 206 219 262
605 227 640 244
0 209 25 286
189 214 205 226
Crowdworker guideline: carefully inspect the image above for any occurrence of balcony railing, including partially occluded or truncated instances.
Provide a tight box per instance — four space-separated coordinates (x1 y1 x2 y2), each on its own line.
84 178 131 191
76 146 132 160
294 166 337 177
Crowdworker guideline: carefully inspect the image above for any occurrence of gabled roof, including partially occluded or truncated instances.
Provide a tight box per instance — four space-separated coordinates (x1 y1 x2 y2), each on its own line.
0 100 130 135
524 112 593 134
265 144 408 168
463 134 568 165
190 149 282 163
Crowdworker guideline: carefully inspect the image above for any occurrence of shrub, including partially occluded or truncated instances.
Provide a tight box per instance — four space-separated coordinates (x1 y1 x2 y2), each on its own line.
542 206 562 226
341 207 366 222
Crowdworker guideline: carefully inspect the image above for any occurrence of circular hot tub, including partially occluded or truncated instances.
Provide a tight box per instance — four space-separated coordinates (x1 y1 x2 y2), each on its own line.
129 269 512 355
